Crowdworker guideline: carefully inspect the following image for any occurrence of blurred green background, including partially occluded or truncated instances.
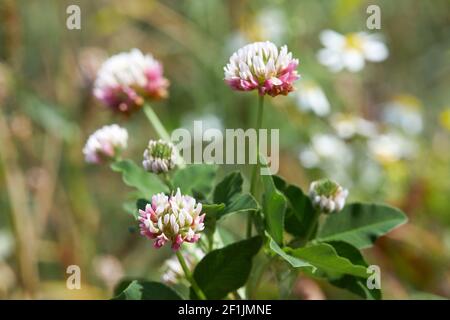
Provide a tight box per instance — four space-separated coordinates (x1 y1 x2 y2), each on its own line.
0 0 449 299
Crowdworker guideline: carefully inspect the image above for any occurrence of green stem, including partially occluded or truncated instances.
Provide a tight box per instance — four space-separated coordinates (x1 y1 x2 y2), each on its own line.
143 103 171 141
247 94 265 238
304 209 321 243
161 173 174 192
176 250 207 300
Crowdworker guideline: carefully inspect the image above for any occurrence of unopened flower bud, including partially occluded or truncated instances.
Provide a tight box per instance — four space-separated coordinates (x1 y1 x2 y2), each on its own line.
142 139 177 174
309 179 348 214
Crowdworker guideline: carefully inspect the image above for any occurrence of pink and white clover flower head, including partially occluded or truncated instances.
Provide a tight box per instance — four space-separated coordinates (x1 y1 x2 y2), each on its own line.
93 49 169 115
224 41 299 97
139 188 205 251
83 124 128 164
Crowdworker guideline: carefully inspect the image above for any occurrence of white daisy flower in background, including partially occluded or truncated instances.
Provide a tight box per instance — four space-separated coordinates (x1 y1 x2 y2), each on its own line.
142 139 177 174
83 124 128 164
382 95 423 135
299 134 353 169
368 132 417 164
224 41 300 96
295 80 331 117
309 179 349 214
94 48 169 115
317 30 388 72
331 113 378 139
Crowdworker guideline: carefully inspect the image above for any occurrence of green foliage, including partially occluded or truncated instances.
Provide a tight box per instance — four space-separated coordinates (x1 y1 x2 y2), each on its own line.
261 173 287 245
317 203 408 249
192 236 262 299
172 164 217 197
113 280 182 300
111 160 169 196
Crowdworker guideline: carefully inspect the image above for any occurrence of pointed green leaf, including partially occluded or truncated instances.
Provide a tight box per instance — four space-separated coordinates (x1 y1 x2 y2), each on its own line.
262 173 286 245
111 160 169 196
317 203 408 249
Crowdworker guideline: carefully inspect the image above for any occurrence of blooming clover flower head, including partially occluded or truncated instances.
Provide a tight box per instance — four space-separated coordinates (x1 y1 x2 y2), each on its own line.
139 188 205 251
83 124 128 164
309 179 348 214
142 139 177 174
224 41 300 97
317 30 388 72
93 49 169 115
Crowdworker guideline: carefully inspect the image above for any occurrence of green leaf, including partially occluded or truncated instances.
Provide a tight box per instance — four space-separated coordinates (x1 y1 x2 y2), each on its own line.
269 236 312 268
172 164 217 197
192 236 262 299
262 173 287 245
285 243 368 278
317 203 408 249
213 171 243 204
111 160 169 196
112 279 182 300
271 175 316 239
217 193 258 219
202 203 226 235
326 241 381 300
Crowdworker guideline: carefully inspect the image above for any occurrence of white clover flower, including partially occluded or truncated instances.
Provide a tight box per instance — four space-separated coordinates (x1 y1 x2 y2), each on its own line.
93 49 169 115
83 124 128 164
368 132 417 164
382 95 423 135
161 247 204 284
309 179 348 214
224 41 299 96
142 139 177 174
295 81 330 117
331 113 378 139
299 134 353 168
317 30 388 72
139 188 205 251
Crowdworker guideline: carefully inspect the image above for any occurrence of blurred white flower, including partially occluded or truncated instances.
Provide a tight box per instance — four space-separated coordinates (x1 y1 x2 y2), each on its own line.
295 81 330 117
368 132 417 163
331 113 377 139
161 247 204 285
83 124 128 164
317 30 388 72
309 179 348 214
382 95 423 135
142 139 177 174
299 134 353 168
93 255 124 290
0 230 14 261
94 49 169 114
224 41 299 96
256 8 286 42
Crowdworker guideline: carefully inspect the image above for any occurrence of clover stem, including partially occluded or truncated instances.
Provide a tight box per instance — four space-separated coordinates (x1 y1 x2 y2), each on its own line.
304 209 322 243
248 94 265 238
143 103 171 141
161 173 174 192
176 250 207 300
